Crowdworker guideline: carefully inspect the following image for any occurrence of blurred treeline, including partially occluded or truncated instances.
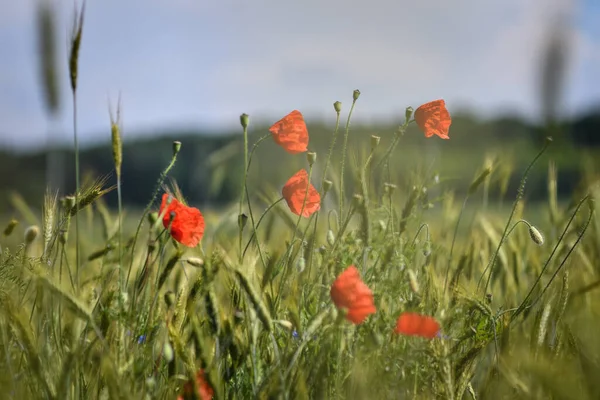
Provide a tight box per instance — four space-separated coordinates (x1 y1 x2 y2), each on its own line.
1 107 600 213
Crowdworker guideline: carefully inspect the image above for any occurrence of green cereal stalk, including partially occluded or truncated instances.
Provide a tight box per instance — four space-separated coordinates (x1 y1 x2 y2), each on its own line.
513 195 592 319
157 251 183 292
126 141 181 287
68 0 85 290
235 269 273 332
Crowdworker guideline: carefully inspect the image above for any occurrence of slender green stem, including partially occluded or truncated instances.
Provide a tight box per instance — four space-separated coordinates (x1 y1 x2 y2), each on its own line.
338 100 357 222
322 111 341 185
479 138 551 294
238 123 249 263
443 196 468 293
512 196 591 319
275 165 316 309
243 198 285 257
126 152 179 287
72 94 81 291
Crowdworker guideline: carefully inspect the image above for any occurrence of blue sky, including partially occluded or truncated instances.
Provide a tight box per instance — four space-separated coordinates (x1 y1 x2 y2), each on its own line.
1 0 599 151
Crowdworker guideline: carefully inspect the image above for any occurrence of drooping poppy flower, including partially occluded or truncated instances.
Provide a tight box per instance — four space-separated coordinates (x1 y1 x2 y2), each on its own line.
330 265 377 324
159 193 205 247
177 369 214 400
282 169 321 217
395 312 440 339
269 110 309 154
414 99 452 139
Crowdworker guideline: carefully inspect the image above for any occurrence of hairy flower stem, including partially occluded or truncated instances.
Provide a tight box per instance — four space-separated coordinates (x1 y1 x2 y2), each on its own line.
338 98 358 224
126 150 180 288
238 121 250 263
274 166 316 310
444 196 469 293
322 109 342 185
479 138 552 295
513 196 592 319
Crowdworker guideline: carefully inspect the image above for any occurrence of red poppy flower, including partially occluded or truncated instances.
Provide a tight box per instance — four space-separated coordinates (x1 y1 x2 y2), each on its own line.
177 369 213 400
159 193 205 247
330 265 376 324
414 99 451 139
269 110 309 154
395 312 440 339
282 169 321 217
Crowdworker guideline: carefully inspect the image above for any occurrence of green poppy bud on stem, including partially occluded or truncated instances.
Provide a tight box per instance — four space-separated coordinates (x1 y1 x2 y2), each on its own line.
238 213 248 231
333 101 342 113
352 194 364 208
148 212 158 225
240 113 249 129
322 179 333 195
185 257 205 268
24 225 40 245
353 89 361 101
307 152 317 166
3 219 18 237
528 225 544 246
405 106 414 121
172 141 181 156
327 230 335 246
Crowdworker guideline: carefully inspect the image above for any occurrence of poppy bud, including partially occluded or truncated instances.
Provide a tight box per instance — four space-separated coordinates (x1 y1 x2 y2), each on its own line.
422 241 432 257
528 225 544 246
408 269 419 294
352 194 364 207
276 320 293 330
148 212 158 225
59 229 68 244
3 219 18 237
296 257 306 273
238 213 248 231
405 106 414 121
333 101 342 113
307 152 317 166
322 179 333 194
326 230 335 246
24 225 40 245
240 113 249 129
62 196 76 212
172 141 181 156
145 377 156 391
370 135 380 150
162 342 174 363
353 89 361 101
185 257 205 268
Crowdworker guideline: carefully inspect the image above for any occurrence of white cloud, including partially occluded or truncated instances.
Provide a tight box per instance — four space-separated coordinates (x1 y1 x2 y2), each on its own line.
0 0 598 149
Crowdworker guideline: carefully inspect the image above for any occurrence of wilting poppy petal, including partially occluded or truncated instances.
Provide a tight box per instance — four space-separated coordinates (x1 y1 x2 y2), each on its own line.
178 369 213 400
269 110 309 154
282 169 321 217
330 266 376 324
395 312 440 339
414 99 451 140
160 193 205 247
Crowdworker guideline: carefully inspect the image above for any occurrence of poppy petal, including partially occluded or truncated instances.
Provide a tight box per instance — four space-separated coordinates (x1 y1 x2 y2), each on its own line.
414 99 451 140
395 312 440 339
282 169 321 217
160 193 205 247
269 110 309 154
330 266 376 325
